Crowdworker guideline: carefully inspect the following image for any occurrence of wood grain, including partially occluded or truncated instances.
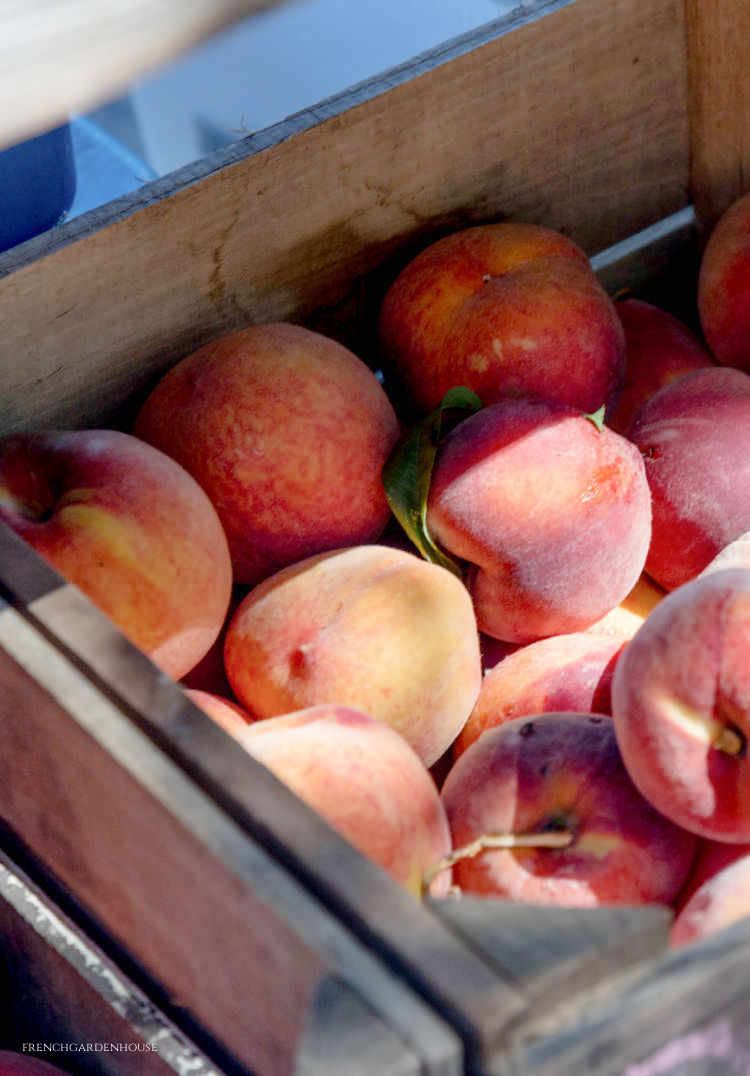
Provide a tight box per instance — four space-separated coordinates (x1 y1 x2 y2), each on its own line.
0 0 690 436
0 586 463 1075
0 850 220 1074
685 0 750 237
0 0 289 150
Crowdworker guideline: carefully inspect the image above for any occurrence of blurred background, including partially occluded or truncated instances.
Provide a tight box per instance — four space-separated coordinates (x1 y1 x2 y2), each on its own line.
1 0 519 247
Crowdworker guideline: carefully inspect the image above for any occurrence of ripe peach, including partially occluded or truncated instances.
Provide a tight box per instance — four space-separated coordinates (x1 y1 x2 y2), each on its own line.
607 297 714 434
223 544 482 767
453 633 627 758
439 713 695 906
627 367 750 590
232 704 452 898
671 852 750 948
134 322 400 585
0 429 232 680
379 222 626 415
183 688 256 736
426 396 652 643
612 569 750 841
698 191 750 371
675 837 750 911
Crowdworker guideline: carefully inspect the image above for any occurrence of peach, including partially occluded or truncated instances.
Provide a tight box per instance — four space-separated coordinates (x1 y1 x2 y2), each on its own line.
183 688 256 736
627 367 750 589
698 190 750 371
675 837 750 911
379 222 626 415
699 531 750 578
439 713 695 906
453 632 627 758
223 544 482 767
231 704 452 898
0 429 232 681
584 572 665 639
611 568 750 841
425 395 652 643
670 852 750 948
607 297 715 434
134 322 400 585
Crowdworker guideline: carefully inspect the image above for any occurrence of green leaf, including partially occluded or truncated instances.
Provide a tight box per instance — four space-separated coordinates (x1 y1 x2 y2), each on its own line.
382 387 482 576
584 404 606 432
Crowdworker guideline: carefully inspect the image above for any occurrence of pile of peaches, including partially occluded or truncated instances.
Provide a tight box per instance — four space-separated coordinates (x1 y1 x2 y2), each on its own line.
4 194 750 952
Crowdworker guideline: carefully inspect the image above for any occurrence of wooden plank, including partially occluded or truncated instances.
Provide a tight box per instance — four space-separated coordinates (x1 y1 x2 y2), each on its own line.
434 898 672 1014
0 520 522 1072
0 850 221 1075
0 578 465 1075
487 914 750 1074
685 0 750 238
0 0 690 436
0 0 290 150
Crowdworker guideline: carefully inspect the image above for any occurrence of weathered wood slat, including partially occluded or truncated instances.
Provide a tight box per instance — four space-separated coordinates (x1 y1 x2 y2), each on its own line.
0 0 689 436
0 849 221 1074
685 0 750 238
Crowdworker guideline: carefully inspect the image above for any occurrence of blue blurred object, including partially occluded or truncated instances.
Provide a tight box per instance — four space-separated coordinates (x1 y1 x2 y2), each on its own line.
0 122 77 252
68 114 158 218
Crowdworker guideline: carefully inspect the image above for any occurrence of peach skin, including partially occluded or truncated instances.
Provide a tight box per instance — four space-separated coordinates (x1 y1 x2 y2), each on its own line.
379 221 625 416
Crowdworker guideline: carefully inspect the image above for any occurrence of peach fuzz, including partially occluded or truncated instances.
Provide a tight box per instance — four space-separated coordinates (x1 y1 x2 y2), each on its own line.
0 429 232 681
699 531 750 578
134 322 400 585
670 853 750 949
222 546 479 766
231 704 453 898
426 395 652 643
612 569 750 841
453 632 627 758
439 713 695 907
183 688 256 736
379 221 626 415
607 297 715 434
0 1054 70 1075
627 367 750 590
223 544 482 767
698 190 750 371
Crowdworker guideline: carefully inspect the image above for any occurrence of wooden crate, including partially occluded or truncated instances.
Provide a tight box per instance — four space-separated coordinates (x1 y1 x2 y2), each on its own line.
1 1 750 1073
0 845 219 1074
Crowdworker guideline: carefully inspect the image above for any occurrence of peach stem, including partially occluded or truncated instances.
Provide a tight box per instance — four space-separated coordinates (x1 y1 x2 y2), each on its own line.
423 829 573 892
714 726 744 756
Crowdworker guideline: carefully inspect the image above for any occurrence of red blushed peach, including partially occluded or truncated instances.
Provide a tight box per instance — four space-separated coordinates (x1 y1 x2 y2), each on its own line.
439 713 695 907
183 688 256 736
607 298 715 434
670 853 750 948
627 367 750 590
453 633 627 758
134 322 400 585
426 396 652 643
698 191 750 371
675 837 750 911
611 569 750 842
0 429 232 681
379 222 625 415
232 705 452 898
223 544 482 767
